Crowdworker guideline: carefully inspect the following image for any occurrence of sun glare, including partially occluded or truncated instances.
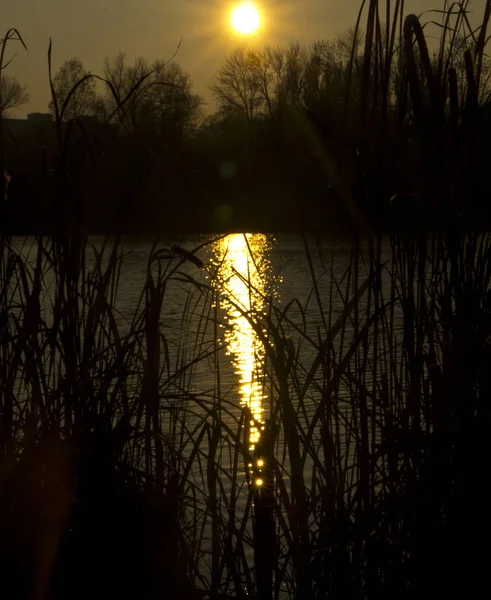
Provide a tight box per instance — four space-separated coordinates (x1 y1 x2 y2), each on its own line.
232 3 261 35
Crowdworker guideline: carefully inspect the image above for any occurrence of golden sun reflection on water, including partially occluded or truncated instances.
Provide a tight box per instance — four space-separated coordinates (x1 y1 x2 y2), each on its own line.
211 234 277 450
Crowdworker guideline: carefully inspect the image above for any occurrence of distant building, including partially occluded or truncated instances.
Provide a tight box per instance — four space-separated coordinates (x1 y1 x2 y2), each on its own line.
27 113 53 123
1 113 53 139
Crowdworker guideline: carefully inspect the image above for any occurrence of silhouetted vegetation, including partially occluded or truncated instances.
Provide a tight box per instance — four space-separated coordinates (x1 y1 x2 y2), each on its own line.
2 1 491 598
1 0 489 234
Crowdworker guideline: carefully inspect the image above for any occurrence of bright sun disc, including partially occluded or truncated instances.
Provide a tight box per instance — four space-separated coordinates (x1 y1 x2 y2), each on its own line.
232 3 260 34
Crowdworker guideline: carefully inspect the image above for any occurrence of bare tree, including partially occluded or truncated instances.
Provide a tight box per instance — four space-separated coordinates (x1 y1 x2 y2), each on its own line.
0 72 29 114
310 28 364 103
211 48 263 123
144 61 203 132
212 45 307 128
102 53 202 135
49 57 97 121
258 44 306 122
102 53 148 129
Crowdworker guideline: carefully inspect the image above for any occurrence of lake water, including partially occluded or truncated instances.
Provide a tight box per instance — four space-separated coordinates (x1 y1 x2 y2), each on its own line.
10 232 397 594
11 232 396 471
75 233 378 449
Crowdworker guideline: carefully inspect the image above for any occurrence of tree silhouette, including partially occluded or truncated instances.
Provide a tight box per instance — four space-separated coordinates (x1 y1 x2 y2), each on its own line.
211 48 263 124
101 53 202 138
0 72 29 114
253 44 305 125
48 58 97 121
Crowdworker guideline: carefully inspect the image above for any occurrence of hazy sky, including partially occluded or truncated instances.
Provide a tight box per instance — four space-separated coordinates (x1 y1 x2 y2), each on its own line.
0 1 488 117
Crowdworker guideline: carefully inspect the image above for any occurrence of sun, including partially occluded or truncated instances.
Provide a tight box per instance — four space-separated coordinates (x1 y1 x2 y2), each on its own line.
231 3 261 35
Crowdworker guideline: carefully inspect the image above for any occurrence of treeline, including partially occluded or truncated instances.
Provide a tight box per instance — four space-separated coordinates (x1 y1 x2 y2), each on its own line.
3 21 491 233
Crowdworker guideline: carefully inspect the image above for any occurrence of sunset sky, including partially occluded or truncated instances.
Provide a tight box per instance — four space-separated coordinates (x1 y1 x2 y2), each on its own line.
1 0 488 117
